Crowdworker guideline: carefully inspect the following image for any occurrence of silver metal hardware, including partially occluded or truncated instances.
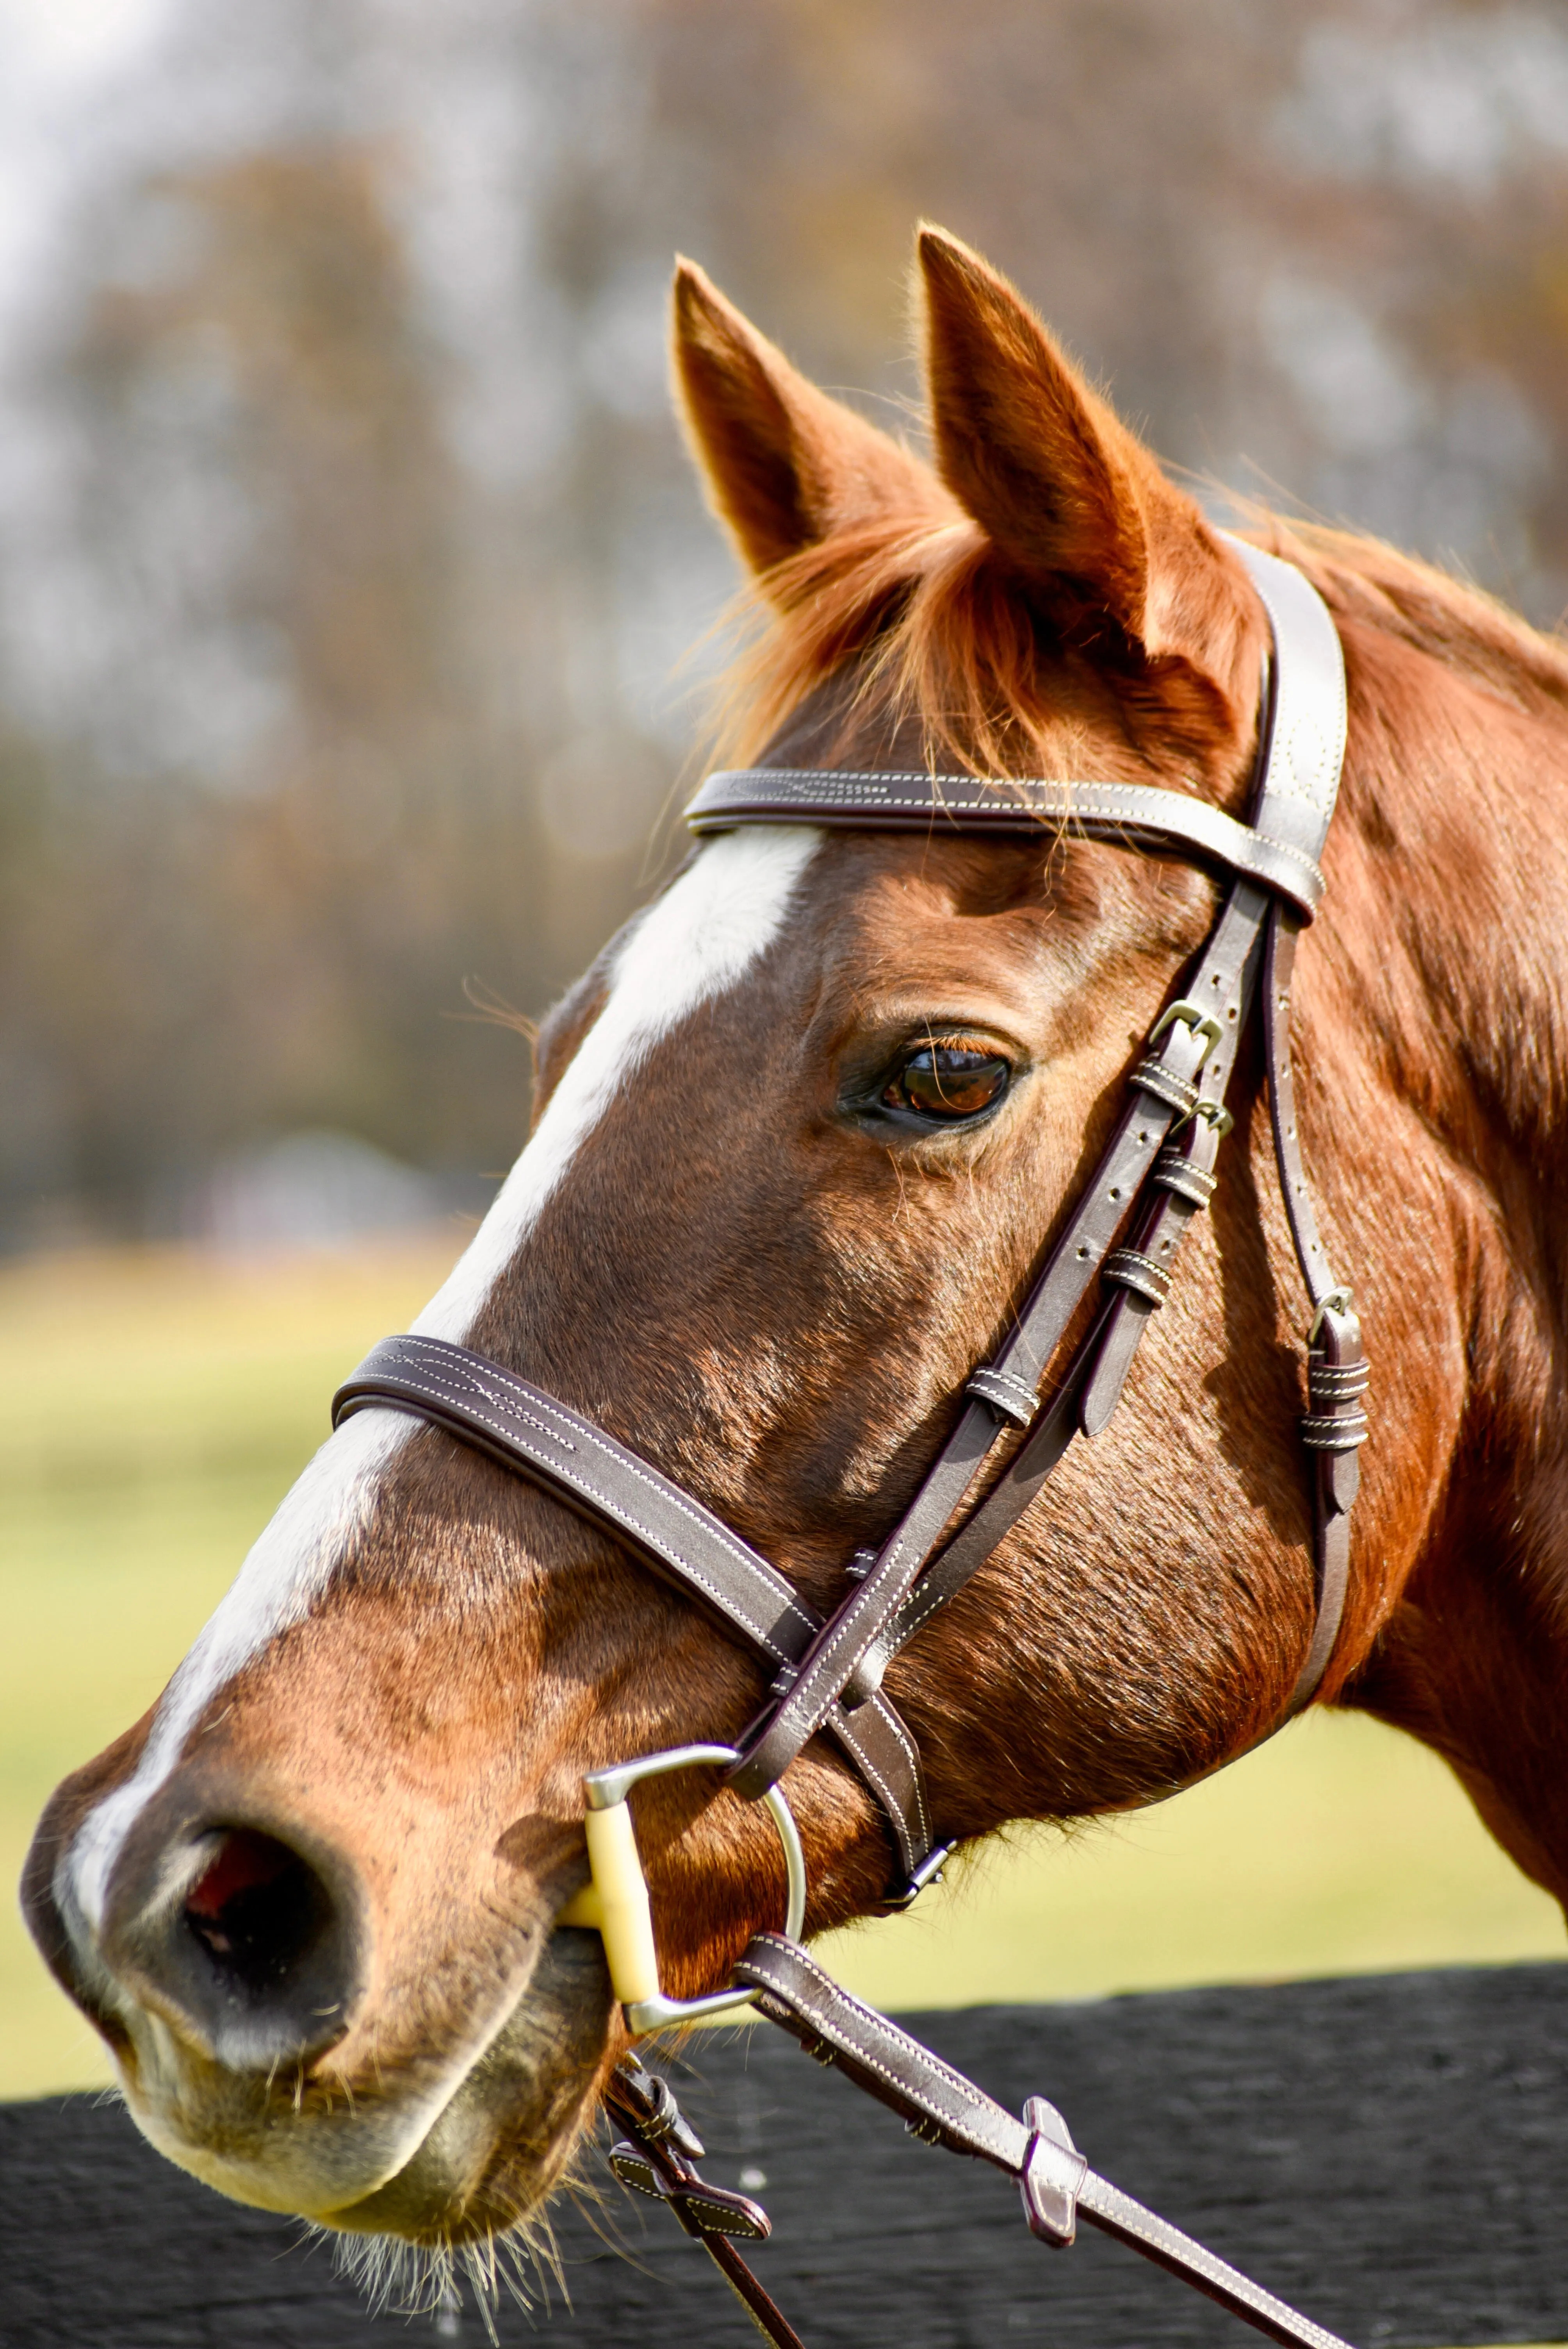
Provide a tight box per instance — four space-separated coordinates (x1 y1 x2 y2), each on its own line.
877 1839 955 1912
567 1741 807 2035
1183 1098 1234 1138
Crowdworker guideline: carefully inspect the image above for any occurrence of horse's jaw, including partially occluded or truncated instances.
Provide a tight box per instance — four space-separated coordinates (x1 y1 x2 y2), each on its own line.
102 1923 613 2242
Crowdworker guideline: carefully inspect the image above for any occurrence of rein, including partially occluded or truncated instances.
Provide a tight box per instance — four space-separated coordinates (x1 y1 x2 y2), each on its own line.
333 539 1367 2346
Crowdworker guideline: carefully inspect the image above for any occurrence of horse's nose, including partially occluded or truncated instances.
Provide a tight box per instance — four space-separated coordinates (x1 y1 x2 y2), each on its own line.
97 1790 367 2071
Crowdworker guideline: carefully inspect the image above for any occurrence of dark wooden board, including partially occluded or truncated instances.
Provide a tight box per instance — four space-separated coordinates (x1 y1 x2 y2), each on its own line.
4 1964 1567 2349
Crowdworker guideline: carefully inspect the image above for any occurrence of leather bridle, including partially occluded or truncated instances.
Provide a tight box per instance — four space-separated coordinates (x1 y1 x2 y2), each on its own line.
331 538 1368 2347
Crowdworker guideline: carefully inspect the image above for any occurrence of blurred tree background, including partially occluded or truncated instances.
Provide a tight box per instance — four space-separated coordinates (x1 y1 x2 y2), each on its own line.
3 0 1568 1247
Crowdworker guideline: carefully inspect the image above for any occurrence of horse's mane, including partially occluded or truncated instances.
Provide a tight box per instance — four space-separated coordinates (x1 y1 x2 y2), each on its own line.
711 503 1568 775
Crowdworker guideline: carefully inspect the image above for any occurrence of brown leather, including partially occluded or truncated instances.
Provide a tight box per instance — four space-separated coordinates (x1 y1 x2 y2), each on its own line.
1081 1106 1225 1436
729 875 1269 1800
332 1335 934 1878
1262 907 1368 1712
686 769 1327 917
328 540 1371 2349
735 1934 1355 2349
729 913 1253 1800
604 2058 806 2349
723 540 1362 1798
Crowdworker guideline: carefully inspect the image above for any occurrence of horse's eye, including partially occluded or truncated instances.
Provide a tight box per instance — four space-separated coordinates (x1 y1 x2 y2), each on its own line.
884 1041 1012 1121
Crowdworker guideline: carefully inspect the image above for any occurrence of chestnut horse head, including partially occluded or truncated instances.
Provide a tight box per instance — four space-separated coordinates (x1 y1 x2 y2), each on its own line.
23 228 1568 2284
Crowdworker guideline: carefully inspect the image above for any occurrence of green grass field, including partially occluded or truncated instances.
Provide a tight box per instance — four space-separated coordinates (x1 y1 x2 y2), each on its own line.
2 1235 1562 2104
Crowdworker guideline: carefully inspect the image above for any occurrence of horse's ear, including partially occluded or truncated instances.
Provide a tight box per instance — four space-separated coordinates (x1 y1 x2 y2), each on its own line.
917 226 1218 654
673 258 944 585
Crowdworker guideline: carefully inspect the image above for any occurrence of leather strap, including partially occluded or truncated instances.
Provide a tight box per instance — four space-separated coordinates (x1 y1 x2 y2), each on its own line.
736 1935 1354 2349
1262 907 1368 1711
331 1336 933 1879
836 954 1250 1689
334 1336 822 1665
604 2058 807 2349
686 772 1326 918
726 539 1359 1794
330 540 1363 1884
870 942 1255 1670
729 878 1267 1799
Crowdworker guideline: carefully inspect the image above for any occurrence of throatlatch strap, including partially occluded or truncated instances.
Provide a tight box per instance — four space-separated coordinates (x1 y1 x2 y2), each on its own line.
1262 909 1367 1711
735 1935 1354 2349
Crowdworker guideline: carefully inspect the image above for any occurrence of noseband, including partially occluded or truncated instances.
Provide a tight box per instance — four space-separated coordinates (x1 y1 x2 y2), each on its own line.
332 539 1366 2347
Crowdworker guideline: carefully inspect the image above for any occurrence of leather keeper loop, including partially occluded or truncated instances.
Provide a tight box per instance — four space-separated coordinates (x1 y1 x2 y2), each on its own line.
966 1365 1038 1426
1130 1059 1201 1117
1102 1247 1172 1307
1299 1410 1369 1451
1151 1152 1218 1207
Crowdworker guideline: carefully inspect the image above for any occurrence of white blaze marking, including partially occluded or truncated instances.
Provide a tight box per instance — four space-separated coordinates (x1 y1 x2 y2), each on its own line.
66 825 821 1931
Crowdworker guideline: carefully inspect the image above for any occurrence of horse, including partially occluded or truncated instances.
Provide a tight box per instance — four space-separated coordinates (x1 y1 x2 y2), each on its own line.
22 225 1568 2301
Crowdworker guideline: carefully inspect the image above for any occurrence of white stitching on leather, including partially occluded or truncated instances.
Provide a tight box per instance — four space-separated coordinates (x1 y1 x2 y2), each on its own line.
365 1341 944 1862
746 1937 1020 2150
388 1338 814 1627
893 1578 951 1643
372 1340 818 1657
832 1696 931 1856
692 773 1327 895
770 1531 920 1736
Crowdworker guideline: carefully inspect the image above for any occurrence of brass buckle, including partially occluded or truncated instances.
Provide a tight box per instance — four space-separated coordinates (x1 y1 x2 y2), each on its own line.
1184 1097 1234 1138
558 1742 807 2036
1149 998 1224 1067
1308 1286 1354 1344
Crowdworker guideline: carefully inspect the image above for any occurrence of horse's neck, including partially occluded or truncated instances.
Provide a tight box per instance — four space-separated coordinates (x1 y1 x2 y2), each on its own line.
1336 613 1568 1175
1332 613 1568 1905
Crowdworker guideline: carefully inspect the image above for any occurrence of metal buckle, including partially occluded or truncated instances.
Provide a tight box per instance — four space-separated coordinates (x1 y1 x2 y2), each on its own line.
1148 998 1224 1066
557 1742 807 2035
1182 1097 1233 1138
1307 1285 1354 1344
877 1839 955 1913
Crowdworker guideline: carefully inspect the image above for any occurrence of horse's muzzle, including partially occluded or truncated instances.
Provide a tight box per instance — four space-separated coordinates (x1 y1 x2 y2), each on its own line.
23 1758 611 2236
92 1777 367 2074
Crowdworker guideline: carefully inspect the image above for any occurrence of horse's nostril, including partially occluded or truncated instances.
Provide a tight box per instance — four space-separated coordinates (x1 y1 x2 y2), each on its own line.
97 1791 366 2070
184 1829 335 1998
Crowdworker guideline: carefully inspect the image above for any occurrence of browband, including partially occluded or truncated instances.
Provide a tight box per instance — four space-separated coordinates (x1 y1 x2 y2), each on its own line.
686 771 1326 918
686 533 1346 932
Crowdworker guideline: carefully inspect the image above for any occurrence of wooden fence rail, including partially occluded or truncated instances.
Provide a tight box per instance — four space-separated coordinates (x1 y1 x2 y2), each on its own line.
3 1963 1566 2348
